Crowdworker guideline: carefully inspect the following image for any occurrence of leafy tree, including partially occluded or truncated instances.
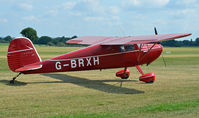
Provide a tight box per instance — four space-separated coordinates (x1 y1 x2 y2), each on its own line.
196 38 199 46
3 36 12 42
38 36 52 44
71 35 78 39
0 36 12 43
161 40 180 47
20 27 38 43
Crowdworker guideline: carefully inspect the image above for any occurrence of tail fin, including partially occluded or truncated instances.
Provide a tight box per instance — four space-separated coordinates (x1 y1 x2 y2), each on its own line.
7 37 42 72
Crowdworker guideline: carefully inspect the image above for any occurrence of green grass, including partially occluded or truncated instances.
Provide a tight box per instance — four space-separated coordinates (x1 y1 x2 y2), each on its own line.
48 99 199 118
0 45 199 118
0 43 9 46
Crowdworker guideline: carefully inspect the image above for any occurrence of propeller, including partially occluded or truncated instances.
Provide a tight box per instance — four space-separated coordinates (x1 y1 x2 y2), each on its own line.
146 27 158 66
161 53 167 67
154 27 158 35
154 27 167 67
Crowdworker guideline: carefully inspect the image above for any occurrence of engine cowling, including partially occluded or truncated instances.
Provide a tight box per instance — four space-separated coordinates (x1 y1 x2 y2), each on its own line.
116 69 130 79
139 72 155 83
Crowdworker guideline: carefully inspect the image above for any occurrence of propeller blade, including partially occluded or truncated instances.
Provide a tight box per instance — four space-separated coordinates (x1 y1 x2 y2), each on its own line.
154 27 158 35
161 52 167 67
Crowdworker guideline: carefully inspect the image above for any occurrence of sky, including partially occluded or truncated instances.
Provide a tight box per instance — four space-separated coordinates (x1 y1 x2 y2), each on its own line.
0 0 198 40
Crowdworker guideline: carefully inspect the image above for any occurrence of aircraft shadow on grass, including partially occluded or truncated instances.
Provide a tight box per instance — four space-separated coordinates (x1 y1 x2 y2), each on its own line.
0 74 144 94
39 73 144 94
0 80 27 86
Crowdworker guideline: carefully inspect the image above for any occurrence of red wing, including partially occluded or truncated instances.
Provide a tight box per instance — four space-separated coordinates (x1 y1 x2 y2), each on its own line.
66 33 191 45
66 36 111 45
101 33 192 45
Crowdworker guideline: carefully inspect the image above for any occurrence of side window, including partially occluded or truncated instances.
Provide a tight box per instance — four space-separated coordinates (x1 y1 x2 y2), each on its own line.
119 45 125 52
119 45 134 52
125 45 134 51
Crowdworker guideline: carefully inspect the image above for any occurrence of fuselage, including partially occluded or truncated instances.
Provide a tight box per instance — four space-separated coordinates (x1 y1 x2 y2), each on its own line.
24 44 163 74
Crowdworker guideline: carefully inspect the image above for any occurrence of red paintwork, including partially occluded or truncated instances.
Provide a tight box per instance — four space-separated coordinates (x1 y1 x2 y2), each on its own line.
136 65 144 75
7 38 41 72
20 43 162 74
116 68 130 79
139 72 155 83
67 33 192 45
7 33 191 83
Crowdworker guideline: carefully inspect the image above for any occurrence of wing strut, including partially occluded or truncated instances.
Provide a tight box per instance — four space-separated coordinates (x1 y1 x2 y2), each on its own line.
138 27 159 65
137 44 143 65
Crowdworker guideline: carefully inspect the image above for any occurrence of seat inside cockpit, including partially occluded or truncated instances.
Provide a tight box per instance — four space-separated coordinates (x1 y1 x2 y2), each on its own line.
119 45 135 52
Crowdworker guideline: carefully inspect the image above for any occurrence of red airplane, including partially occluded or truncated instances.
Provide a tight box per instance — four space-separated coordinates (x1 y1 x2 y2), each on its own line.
7 30 191 84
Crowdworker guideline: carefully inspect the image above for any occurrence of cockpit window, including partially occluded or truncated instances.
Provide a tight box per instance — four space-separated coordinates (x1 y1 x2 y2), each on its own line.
125 45 134 51
119 45 134 52
119 45 125 52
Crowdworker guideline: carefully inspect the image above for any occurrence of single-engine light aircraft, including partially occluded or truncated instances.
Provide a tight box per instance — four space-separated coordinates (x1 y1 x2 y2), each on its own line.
7 28 191 84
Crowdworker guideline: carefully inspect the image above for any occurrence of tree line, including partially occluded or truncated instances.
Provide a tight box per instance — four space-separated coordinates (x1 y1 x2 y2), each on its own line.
0 27 79 47
1 27 199 47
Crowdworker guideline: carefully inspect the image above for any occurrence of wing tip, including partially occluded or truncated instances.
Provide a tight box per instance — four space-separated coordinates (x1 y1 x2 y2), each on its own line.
66 40 82 44
184 33 192 36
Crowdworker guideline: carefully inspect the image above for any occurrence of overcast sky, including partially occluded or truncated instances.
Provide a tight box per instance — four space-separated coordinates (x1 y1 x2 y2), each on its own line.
0 0 198 40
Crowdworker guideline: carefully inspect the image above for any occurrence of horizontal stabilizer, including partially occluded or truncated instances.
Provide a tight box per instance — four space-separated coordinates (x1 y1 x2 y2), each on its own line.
15 64 42 72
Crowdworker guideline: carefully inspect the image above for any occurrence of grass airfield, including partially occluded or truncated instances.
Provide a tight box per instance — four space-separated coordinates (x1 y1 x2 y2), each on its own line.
0 45 199 118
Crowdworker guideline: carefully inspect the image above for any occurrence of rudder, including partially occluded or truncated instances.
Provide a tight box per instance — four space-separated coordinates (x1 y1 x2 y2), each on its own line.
7 37 42 72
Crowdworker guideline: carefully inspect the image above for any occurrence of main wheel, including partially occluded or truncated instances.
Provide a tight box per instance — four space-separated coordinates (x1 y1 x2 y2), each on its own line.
121 73 129 79
145 80 154 83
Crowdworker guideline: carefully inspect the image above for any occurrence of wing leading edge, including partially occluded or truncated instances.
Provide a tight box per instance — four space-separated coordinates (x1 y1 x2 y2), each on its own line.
66 33 192 45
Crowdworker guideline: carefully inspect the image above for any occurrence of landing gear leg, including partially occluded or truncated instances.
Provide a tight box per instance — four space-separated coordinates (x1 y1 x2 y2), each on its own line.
136 65 155 83
136 65 144 75
10 72 22 84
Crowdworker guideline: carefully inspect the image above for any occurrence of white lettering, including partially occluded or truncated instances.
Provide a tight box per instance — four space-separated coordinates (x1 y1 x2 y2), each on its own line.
69 56 100 69
55 62 62 70
93 56 99 65
86 57 92 66
78 59 84 67
63 64 69 67
71 60 77 68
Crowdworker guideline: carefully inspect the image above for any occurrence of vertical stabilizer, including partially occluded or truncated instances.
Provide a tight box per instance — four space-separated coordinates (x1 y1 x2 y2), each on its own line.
7 37 41 72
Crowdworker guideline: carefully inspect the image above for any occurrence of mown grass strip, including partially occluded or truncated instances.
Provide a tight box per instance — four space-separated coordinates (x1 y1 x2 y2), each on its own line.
48 113 115 118
47 99 199 118
128 99 199 114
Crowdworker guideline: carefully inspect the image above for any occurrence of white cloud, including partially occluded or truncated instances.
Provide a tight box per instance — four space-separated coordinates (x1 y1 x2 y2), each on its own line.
18 3 33 11
123 0 170 8
153 0 170 6
175 0 197 6
84 16 105 21
47 10 58 16
82 0 100 8
67 11 82 16
112 16 120 21
71 0 105 15
129 0 141 6
63 2 76 9
0 18 8 23
109 6 120 14
176 9 196 15
23 15 38 22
